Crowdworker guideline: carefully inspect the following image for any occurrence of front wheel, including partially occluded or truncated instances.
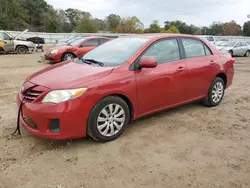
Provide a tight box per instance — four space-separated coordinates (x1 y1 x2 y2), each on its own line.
87 96 130 142
202 77 225 107
16 46 27 54
61 53 76 61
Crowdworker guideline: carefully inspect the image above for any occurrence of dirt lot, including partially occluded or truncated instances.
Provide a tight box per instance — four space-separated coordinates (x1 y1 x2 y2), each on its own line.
0 53 249 188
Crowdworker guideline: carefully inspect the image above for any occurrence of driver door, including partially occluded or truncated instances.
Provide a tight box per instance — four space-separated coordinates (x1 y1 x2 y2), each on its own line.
2 32 14 52
78 39 101 56
135 38 187 115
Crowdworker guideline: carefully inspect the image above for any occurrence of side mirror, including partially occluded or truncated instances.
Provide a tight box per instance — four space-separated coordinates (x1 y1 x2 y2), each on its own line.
138 57 157 69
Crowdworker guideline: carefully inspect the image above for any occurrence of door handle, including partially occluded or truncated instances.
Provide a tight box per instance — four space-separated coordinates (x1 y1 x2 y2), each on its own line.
177 66 186 72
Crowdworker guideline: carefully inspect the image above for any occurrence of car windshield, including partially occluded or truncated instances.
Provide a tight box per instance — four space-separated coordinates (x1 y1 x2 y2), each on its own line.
68 37 85 46
218 41 236 47
76 37 150 67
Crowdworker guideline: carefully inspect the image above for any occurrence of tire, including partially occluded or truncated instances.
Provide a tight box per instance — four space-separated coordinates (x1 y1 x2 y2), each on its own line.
202 77 225 107
61 53 76 61
87 96 130 142
16 46 27 54
229 50 233 57
245 50 250 57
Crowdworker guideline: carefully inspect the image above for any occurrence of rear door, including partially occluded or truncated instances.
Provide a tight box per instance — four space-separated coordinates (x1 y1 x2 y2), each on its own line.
78 38 101 56
180 37 217 100
135 38 187 115
240 42 248 56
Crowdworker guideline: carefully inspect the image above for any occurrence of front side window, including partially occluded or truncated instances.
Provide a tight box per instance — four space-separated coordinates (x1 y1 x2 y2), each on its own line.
68 38 85 46
182 38 212 58
240 42 247 47
141 38 181 64
82 39 100 47
3 33 11 40
234 42 241 47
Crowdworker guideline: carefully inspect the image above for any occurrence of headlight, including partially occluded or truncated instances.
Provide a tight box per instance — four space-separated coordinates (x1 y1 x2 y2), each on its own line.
42 88 87 104
50 49 58 54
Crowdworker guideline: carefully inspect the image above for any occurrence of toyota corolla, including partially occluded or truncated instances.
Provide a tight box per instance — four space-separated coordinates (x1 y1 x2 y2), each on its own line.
17 34 235 142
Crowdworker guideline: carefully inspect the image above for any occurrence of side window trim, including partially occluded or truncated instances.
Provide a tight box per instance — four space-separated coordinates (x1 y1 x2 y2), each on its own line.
179 37 213 59
130 37 182 71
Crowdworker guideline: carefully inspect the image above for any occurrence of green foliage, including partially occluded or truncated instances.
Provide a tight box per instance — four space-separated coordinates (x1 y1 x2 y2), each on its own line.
106 14 121 32
145 20 162 33
166 26 180 33
76 17 96 33
116 16 144 33
0 0 246 36
243 21 250 36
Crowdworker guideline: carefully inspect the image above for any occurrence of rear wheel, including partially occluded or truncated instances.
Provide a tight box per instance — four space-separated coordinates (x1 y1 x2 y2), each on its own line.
87 96 130 142
229 50 233 57
202 77 225 107
245 50 250 57
16 46 27 54
61 53 76 61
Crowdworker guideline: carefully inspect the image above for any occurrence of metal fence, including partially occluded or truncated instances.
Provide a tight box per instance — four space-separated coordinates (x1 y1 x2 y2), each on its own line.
4 30 250 44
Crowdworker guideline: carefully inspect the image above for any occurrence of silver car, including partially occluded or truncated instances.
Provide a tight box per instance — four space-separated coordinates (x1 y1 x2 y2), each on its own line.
216 41 250 57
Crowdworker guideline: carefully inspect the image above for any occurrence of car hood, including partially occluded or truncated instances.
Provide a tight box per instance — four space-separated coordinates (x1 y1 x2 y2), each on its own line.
15 29 28 40
27 61 114 89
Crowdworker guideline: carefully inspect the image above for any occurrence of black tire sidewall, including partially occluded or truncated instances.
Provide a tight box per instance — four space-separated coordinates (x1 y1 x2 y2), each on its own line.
229 50 233 57
207 77 225 106
17 46 27 54
246 50 250 57
87 96 130 142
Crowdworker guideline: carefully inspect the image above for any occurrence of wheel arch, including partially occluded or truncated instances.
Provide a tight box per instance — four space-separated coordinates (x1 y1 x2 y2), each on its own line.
61 51 76 61
216 72 227 86
97 93 135 121
15 45 28 51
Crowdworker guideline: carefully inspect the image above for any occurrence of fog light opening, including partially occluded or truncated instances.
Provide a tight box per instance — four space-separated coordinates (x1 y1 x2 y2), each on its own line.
49 119 60 133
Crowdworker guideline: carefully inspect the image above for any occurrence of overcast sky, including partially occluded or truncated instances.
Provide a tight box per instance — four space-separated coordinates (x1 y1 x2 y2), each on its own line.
47 0 250 27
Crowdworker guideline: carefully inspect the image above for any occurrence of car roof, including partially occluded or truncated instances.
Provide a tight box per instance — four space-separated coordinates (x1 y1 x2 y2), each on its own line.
119 33 199 40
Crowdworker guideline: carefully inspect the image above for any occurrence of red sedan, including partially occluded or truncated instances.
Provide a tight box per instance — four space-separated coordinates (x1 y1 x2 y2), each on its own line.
17 34 234 142
44 36 111 63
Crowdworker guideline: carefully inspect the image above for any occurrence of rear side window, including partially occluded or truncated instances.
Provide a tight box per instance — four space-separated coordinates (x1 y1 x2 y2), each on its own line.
182 38 212 58
142 38 180 64
100 38 110 44
82 39 100 47
240 42 247 47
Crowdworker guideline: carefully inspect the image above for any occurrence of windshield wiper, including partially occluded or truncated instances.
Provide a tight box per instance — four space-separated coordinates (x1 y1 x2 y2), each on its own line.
81 58 104 67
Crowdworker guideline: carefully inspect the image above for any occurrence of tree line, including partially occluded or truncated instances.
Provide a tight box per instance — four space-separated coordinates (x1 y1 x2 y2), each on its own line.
0 0 250 36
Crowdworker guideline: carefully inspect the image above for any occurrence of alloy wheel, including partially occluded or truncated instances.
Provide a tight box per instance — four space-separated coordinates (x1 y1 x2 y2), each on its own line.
97 104 125 137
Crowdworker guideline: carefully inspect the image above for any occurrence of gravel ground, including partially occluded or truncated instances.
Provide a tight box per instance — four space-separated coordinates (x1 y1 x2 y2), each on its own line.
0 53 249 188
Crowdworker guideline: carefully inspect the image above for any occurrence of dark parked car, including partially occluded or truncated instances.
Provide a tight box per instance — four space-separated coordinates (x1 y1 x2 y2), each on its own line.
27 37 45 44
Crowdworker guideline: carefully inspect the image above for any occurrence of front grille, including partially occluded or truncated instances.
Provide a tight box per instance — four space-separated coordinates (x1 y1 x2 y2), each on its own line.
23 116 39 129
23 89 42 102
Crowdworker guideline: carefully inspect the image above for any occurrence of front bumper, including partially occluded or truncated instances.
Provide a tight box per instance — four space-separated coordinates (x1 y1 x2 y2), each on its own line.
16 91 90 140
44 53 61 63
